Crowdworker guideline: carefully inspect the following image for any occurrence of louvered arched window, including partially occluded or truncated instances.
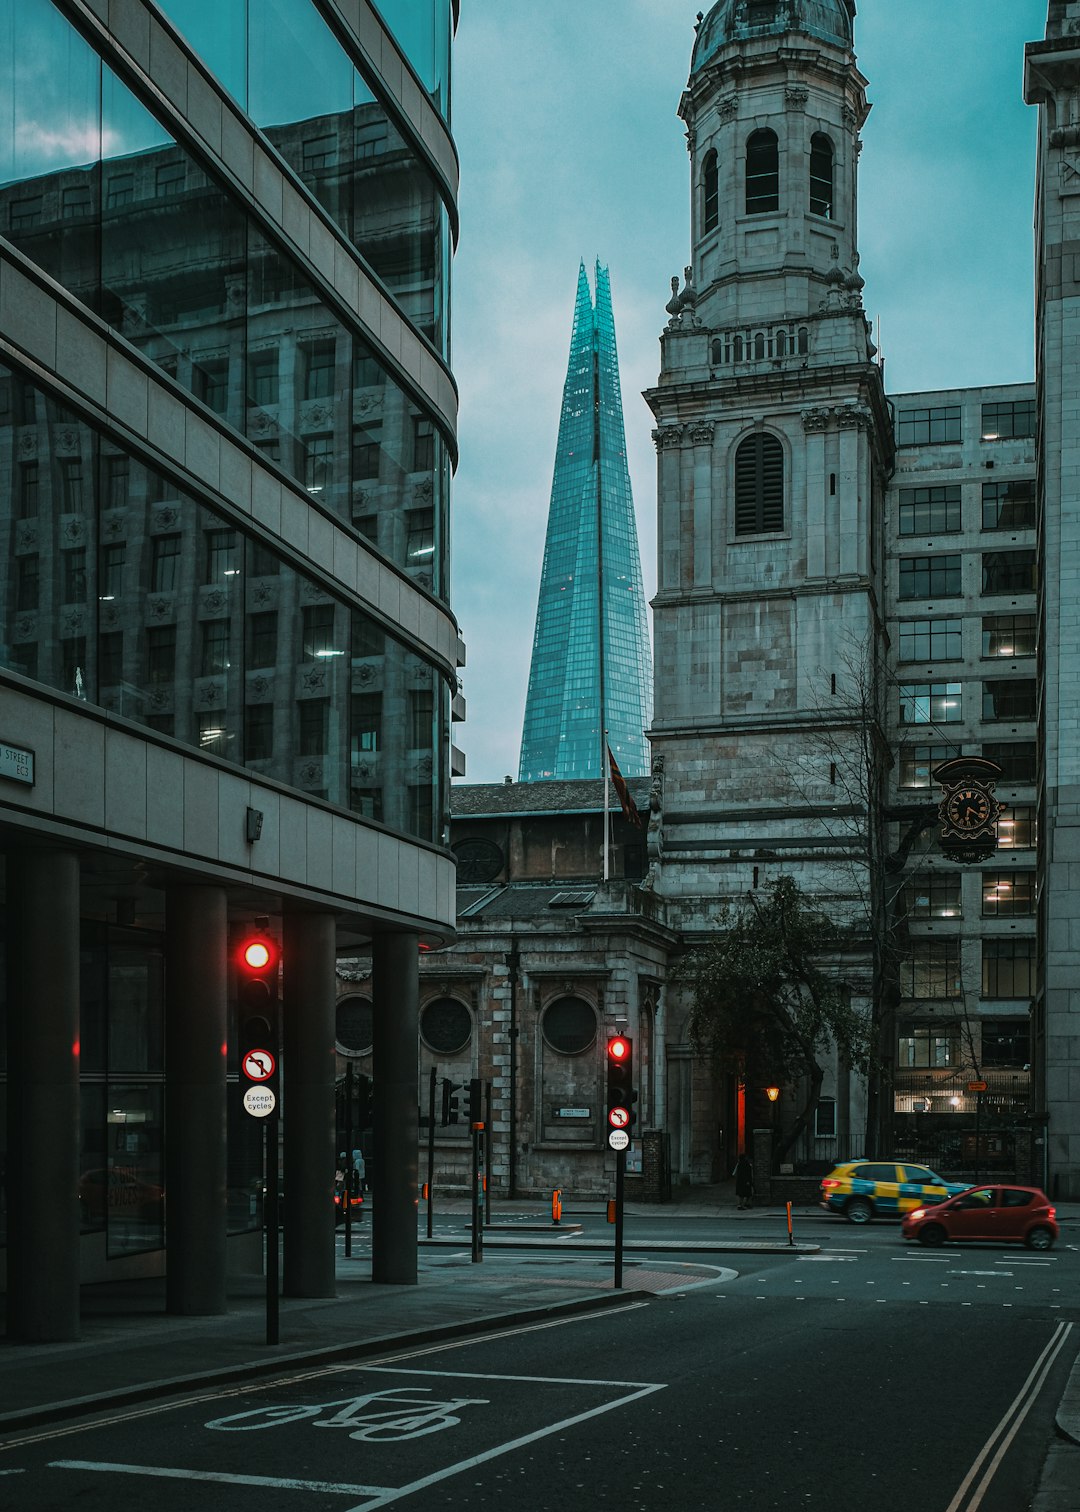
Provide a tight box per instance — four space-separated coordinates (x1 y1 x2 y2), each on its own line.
703 149 719 233
810 133 834 218
734 433 785 535
745 129 778 214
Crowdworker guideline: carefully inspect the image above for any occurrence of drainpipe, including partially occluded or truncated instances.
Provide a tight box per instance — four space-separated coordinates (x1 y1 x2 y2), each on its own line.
654 989 666 1131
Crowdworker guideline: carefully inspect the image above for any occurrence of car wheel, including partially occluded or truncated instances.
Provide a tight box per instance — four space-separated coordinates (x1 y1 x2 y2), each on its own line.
1025 1226 1054 1251
845 1197 873 1224
918 1224 946 1247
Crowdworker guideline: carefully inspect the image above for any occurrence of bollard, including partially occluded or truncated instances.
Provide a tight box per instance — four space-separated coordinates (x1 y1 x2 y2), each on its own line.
787 1200 794 1246
607 1198 616 1224
552 1188 563 1225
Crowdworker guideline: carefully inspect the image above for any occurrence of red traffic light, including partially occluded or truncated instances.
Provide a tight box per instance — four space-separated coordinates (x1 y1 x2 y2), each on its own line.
608 1035 631 1063
239 936 276 973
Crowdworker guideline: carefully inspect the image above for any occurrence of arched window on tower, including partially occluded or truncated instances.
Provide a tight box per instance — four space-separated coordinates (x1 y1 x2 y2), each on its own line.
703 149 719 233
809 133 834 218
745 129 779 214
734 432 785 535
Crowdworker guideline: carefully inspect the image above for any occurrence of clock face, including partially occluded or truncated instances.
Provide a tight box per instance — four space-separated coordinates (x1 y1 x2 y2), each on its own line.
945 787 993 830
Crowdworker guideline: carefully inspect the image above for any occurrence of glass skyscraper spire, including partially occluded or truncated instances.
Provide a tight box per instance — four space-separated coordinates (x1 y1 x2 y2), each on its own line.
518 260 653 781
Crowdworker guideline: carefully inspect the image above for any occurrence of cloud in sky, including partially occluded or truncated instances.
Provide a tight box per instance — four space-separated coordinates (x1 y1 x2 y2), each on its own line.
450 0 1045 784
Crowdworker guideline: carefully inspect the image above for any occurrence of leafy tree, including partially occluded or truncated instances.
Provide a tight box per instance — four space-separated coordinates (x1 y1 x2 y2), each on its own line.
678 877 872 1164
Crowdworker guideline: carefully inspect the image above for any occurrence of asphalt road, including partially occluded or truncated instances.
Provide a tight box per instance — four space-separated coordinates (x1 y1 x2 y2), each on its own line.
2 1222 1077 1510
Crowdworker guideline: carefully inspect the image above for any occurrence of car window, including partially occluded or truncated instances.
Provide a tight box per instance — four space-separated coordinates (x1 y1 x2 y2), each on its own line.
1000 1189 1033 1208
858 1164 898 1182
956 1188 995 1209
902 1166 938 1185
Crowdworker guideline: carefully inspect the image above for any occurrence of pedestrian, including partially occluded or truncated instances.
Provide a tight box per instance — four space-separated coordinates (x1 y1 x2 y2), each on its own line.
733 1150 754 1210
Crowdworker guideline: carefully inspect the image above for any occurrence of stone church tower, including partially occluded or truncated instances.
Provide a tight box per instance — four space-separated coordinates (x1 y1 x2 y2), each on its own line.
644 0 894 1176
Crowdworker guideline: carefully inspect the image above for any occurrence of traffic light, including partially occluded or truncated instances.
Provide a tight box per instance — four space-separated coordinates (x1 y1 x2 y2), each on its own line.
237 932 279 1089
441 1077 460 1126
356 1073 373 1130
606 1034 635 1134
468 1077 483 1126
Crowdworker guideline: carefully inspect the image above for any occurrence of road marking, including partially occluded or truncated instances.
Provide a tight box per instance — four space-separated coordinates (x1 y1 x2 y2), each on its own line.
951 1271 1011 1277
51 1462 390 1494
945 1321 1073 1512
893 1256 950 1263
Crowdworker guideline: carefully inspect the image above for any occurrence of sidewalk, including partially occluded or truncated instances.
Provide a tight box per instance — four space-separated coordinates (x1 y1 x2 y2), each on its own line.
0 1196 808 1433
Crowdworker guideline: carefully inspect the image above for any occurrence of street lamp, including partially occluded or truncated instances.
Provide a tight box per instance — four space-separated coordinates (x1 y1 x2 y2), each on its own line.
764 1085 781 1103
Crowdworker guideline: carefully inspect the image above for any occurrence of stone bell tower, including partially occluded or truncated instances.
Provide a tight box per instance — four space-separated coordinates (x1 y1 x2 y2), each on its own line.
644 0 895 1173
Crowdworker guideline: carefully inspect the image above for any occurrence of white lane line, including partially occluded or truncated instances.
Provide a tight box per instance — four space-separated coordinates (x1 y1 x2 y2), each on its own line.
342 1381 668 1511
893 1256 950 1263
51 1462 388 1494
945 1321 1073 1512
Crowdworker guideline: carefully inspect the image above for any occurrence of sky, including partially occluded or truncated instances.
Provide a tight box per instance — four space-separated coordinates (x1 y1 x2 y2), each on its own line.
448 0 1047 785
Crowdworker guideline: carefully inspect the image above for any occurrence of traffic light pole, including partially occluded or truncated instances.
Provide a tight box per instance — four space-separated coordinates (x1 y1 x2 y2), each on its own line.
471 1121 484 1263
613 1148 625 1289
426 1067 436 1240
343 1061 354 1259
265 1108 279 1344
484 1081 493 1227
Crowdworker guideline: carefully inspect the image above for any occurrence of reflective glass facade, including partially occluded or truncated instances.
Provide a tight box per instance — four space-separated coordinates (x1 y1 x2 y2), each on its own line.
0 0 449 599
0 362 446 840
156 0 452 356
518 261 653 781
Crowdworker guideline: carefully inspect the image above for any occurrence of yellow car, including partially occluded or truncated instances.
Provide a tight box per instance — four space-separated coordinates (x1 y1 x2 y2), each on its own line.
819 1161 969 1224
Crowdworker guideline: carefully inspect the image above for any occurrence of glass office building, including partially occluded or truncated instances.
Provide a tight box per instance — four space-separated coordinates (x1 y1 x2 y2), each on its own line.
518 261 652 781
0 0 461 1337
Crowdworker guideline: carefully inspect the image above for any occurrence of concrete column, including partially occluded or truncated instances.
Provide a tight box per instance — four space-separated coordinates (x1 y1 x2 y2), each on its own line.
372 931 419 1284
6 848 81 1342
165 885 228 1316
838 422 859 576
805 426 827 578
282 910 337 1298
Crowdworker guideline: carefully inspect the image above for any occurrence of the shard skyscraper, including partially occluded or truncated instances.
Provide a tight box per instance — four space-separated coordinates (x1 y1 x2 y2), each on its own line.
518 261 653 782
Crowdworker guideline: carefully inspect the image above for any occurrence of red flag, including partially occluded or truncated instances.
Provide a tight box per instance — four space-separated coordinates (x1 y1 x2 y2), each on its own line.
607 746 642 828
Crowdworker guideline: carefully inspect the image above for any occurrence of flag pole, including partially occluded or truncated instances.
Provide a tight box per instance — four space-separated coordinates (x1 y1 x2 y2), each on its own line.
603 732 611 882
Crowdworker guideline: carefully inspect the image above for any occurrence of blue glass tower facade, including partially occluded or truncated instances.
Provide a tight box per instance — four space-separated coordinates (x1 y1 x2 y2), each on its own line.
518 261 652 781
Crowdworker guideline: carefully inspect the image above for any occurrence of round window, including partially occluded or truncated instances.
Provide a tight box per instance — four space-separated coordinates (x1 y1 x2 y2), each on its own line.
542 996 597 1055
452 838 504 884
337 996 373 1055
420 996 472 1055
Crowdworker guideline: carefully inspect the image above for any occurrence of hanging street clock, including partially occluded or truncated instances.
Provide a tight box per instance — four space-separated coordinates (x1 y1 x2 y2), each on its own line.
933 755 1005 863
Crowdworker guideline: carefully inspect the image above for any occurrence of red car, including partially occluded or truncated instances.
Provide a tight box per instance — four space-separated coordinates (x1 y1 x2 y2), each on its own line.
901 1184 1057 1250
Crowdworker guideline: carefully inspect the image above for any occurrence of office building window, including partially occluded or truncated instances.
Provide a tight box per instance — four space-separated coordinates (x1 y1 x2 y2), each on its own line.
302 605 337 659
156 161 185 196
900 940 961 1000
194 359 229 415
982 680 1036 721
982 478 1035 530
302 134 337 172
146 626 176 685
353 343 387 388
898 1023 959 1069
901 872 962 920
62 184 92 218
60 458 84 512
18 462 39 517
105 172 134 208
200 619 231 676
981 1020 1030 1068
981 400 1035 439
409 689 434 749
814 1098 837 1138
982 938 1035 998
244 704 274 761
897 485 961 535
898 555 962 599
982 550 1035 595
809 133 833 217
897 618 963 663
899 682 962 725
407 510 435 565
205 528 239 583
352 422 381 481
982 614 1036 658
248 350 279 407
304 340 336 400
100 543 125 599
104 454 129 509
298 699 329 755
412 415 435 473
982 872 1035 917
982 742 1036 783
746 129 779 213
897 406 961 446
197 712 228 755
897 744 952 790
246 612 278 669
16 554 39 611
703 149 719 232
734 432 784 534
304 434 334 496
151 535 181 593
10 195 42 229
63 548 87 602
351 693 381 754
998 806 1036 849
